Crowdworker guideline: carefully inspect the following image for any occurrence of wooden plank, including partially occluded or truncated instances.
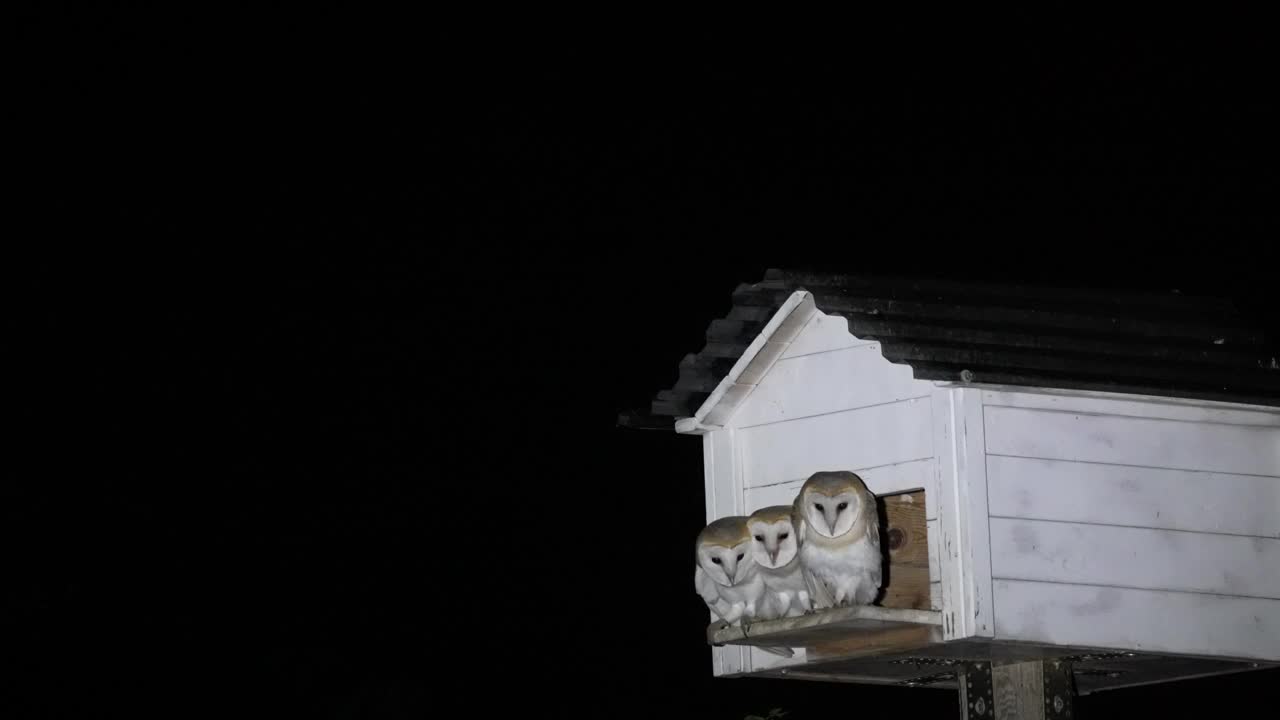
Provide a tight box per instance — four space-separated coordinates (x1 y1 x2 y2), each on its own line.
807 623 943 662
778 310 876 359
747 645 806 672
704 429 742 521
739 399 934 489
992 579 1280 661
989 518 1280 598
732 344 929 428
884 491 929 566
987 455 1280 538
710 605 942 646
703 428 748 675
881 565 931 610
981 388 1280 427
766 668 957 688
934 386 966 640
985 405 1280 477
957 388 995 638
928 519 941 581
992 661 1045 720
744 458 936 517
935 387 996 639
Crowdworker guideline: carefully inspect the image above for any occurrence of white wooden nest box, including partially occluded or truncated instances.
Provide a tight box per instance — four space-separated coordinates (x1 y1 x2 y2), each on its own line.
622 271 1280 697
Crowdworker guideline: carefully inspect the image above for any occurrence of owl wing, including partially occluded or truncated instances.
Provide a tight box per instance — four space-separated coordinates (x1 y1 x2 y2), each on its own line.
695 565 727 620
700 568 794 658
793 515 835 608
864 489 882 546
803 565 835 609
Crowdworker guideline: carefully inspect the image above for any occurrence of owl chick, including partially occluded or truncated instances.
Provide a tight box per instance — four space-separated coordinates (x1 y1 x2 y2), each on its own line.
747 505 812 618
694 516 764 625
795 471 882 608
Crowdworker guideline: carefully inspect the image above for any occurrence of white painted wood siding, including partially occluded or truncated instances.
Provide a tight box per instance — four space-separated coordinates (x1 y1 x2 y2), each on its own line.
778 312 875 359
730 315 942 621
988 456 1280 538
994 580 1280 661
698 312 949 675
982 388 1280 661
933 387 997 640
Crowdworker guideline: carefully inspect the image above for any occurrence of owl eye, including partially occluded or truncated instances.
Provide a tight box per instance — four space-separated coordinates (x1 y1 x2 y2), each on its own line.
779 532 789 540
814 503 825 512
711 557 721 564
737 553 744 561
837 502 848 511
754 535 764 542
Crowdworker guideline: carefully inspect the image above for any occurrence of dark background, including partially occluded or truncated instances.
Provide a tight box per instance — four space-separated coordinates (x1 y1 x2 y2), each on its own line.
12 10 1278 718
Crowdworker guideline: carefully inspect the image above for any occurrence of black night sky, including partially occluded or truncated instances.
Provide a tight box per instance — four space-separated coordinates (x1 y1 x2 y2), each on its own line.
12 11 1280 719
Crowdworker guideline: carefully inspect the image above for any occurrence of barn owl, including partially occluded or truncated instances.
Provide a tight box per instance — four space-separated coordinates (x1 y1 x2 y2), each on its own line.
795 471 882 608
694 516 764 626
747 505 811 618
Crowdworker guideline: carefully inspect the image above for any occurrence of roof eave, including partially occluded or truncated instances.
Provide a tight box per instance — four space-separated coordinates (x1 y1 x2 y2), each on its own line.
675 290 818 435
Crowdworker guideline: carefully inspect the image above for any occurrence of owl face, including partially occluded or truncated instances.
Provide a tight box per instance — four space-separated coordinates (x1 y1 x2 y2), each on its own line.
747 516 798 569
696 539 753 587
801 488 863 538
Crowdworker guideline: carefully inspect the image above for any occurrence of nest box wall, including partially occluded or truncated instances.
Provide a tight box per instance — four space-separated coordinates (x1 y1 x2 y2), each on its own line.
679 290 1280 680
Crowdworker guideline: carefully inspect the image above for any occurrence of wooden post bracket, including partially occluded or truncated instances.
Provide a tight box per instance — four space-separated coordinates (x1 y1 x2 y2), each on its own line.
1041 659 1077 720
958 661 994 719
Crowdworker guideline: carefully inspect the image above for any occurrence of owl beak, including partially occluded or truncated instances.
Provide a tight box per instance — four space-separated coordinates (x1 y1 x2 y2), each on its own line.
768 548 778 565
823 506 839 534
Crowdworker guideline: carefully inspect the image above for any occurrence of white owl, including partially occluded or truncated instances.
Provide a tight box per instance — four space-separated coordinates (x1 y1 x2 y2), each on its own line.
693 516 764 625
795 471 883 608
746 505 811 618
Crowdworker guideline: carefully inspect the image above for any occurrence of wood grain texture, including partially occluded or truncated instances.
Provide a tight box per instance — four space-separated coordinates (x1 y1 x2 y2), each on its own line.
933 387 997 640
981 388 1280 427
744 458 936 516
989 518 1280 599
880 492 933 609
709 605 942 647
985 405 1280 476
881 565 931 610
739 399 934 489
987 455 1280 538
778 311 876 359
993 661 1044 720
928 519 941 581
983 389 1274 422
807 623 943 662
732 344 929 428
885 491 930 566
993 579 1280 661
702 428 748 675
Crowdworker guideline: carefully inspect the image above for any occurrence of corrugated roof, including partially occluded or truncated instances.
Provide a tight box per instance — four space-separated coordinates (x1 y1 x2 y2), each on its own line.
619 268 1280 429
